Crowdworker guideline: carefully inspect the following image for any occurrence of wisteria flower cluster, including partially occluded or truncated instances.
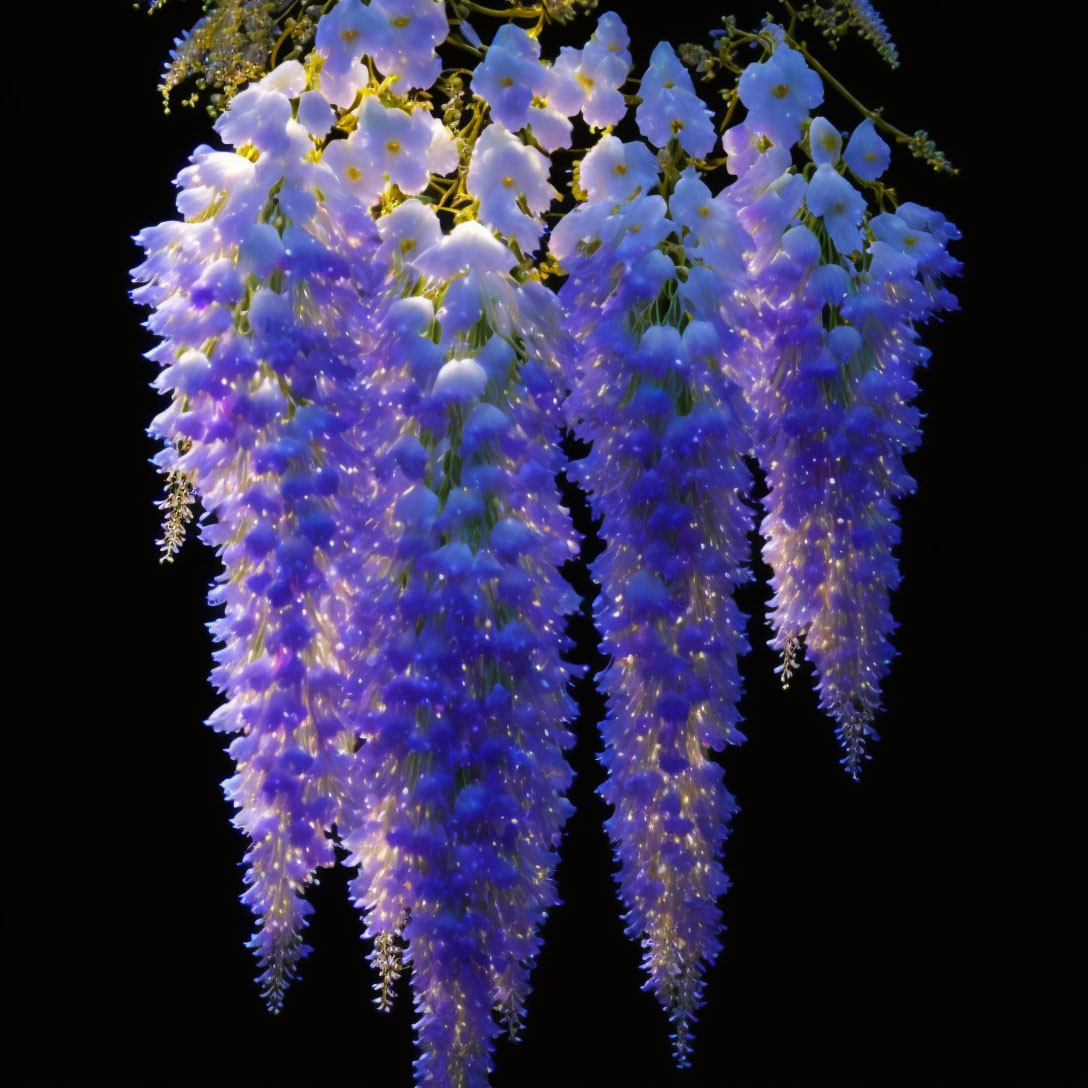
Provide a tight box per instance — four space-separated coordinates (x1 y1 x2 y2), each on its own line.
135 2 959 1083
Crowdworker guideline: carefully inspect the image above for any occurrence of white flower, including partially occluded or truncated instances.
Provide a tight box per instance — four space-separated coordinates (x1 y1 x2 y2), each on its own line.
635 43 715 157
411 220 518 279
432 357 488 401
468 126 558 253
261 60 307 97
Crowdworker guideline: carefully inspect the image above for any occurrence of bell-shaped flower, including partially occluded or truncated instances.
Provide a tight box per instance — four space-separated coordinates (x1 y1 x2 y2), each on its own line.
411 220 519 280
586 11 632 70
376 198 443 269
549 13 632 129
214 82 294 156
421 111 458 175
869 210 946 273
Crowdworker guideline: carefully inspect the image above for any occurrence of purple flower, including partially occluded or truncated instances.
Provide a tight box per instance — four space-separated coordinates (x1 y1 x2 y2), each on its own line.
844 118 892 180
635 42 716 157
737 40 823 149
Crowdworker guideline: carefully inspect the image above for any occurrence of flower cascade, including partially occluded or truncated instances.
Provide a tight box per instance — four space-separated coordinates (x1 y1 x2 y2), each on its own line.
135 2 960 1083
550 71 756 1059
722 34 961 776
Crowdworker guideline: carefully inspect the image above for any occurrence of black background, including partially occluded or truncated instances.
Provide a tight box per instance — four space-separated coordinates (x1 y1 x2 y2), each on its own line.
20 2 1073 1085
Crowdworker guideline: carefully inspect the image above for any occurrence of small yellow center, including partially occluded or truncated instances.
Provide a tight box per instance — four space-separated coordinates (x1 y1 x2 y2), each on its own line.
392 15 412 27
576 72 595 92
341 28 359 42
500 75 514 87
821 133 838 151
608 42 620 51
697 205 710 218
400 238 416 253
664 80 675 89
629 223 641 234
346 164 362 180
865 151 877 162
771 82 790 98
613 163 628 175
502 175 515 188
903 235 918 247
386 139 401 154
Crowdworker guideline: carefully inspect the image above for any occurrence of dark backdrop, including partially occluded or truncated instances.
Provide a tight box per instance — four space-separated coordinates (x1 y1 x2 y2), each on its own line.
22 2 1073 1085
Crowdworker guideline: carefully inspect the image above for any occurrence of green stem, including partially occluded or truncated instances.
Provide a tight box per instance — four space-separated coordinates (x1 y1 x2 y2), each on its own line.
785 33 915 148
457 1 541 18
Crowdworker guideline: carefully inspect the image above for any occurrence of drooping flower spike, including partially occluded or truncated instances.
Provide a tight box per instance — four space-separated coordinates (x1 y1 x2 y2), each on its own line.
340 211 580 1087
551 119 756 1062
134 59 388 1007
725 38 961 776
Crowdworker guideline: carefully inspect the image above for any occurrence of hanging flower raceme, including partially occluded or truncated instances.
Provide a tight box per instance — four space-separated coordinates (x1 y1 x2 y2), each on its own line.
135 2 962 1082
340 207 579 1087
725 36 961 776
132 59 388 1007
551 99 756 1062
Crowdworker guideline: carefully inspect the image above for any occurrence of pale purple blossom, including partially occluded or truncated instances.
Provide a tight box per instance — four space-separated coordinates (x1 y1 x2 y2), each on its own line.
471 23 548 132
737 41 823 148
468 125 558 253
805 164 867 254
635 42 716 157
843 117 892 180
